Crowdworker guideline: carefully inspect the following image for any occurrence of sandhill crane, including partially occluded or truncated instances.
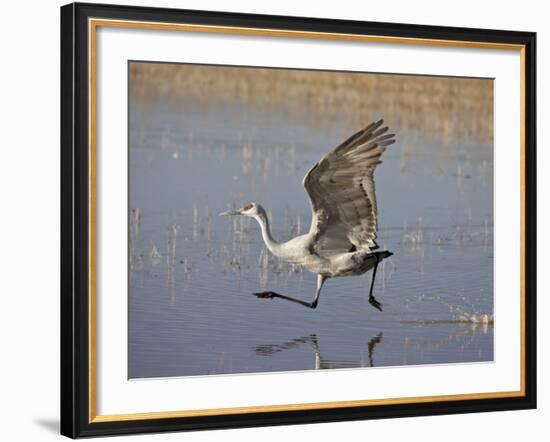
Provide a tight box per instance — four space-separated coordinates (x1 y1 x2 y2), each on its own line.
220 120 395 311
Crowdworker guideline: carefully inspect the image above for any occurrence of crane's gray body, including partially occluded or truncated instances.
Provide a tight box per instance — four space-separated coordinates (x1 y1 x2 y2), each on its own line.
256 227 392 278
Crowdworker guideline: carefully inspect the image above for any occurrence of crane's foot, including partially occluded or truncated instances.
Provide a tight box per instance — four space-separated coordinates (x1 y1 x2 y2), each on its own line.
253 291 317 309
368 295 383 312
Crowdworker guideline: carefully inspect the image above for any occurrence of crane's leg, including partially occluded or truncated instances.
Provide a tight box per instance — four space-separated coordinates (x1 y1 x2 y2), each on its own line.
253 274 328 309
368 254 383 311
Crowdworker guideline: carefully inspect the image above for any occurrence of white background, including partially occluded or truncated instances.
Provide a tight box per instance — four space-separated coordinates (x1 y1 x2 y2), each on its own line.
0 0 546 440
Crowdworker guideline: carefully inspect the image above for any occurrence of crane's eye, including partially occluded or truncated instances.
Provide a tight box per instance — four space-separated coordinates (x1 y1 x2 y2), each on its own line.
243 203 254 211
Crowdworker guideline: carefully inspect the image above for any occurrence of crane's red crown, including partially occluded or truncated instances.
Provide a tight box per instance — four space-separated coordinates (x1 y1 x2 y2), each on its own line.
243 203 254 211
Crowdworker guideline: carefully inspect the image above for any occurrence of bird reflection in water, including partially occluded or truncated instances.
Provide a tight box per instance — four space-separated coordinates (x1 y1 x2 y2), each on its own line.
255 332 383 369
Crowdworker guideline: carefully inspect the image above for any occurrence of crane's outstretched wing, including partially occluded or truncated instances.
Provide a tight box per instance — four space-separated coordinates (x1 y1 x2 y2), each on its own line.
303 120 395 257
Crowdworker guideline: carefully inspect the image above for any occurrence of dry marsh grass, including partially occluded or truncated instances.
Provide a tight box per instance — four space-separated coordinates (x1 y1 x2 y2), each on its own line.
130 62 493 145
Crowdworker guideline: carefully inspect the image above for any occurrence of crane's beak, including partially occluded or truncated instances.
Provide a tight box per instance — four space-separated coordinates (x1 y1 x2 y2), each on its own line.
219 209 242 216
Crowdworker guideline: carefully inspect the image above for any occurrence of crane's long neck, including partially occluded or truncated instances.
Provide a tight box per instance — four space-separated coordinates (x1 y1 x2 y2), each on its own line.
253 213 281 256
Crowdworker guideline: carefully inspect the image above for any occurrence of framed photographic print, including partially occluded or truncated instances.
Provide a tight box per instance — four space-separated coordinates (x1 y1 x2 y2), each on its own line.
60 2 537 438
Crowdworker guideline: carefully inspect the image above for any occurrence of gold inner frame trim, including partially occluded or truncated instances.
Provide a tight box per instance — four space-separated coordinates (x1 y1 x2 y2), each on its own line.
88 17 527 424
91 391 524 423
90 18 525 50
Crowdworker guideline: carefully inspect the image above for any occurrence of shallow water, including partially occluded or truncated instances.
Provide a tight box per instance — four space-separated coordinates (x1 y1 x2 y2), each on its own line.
128 94 493 379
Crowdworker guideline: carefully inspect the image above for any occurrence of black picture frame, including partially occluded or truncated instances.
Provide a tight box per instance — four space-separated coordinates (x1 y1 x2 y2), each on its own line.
61 2 537 438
